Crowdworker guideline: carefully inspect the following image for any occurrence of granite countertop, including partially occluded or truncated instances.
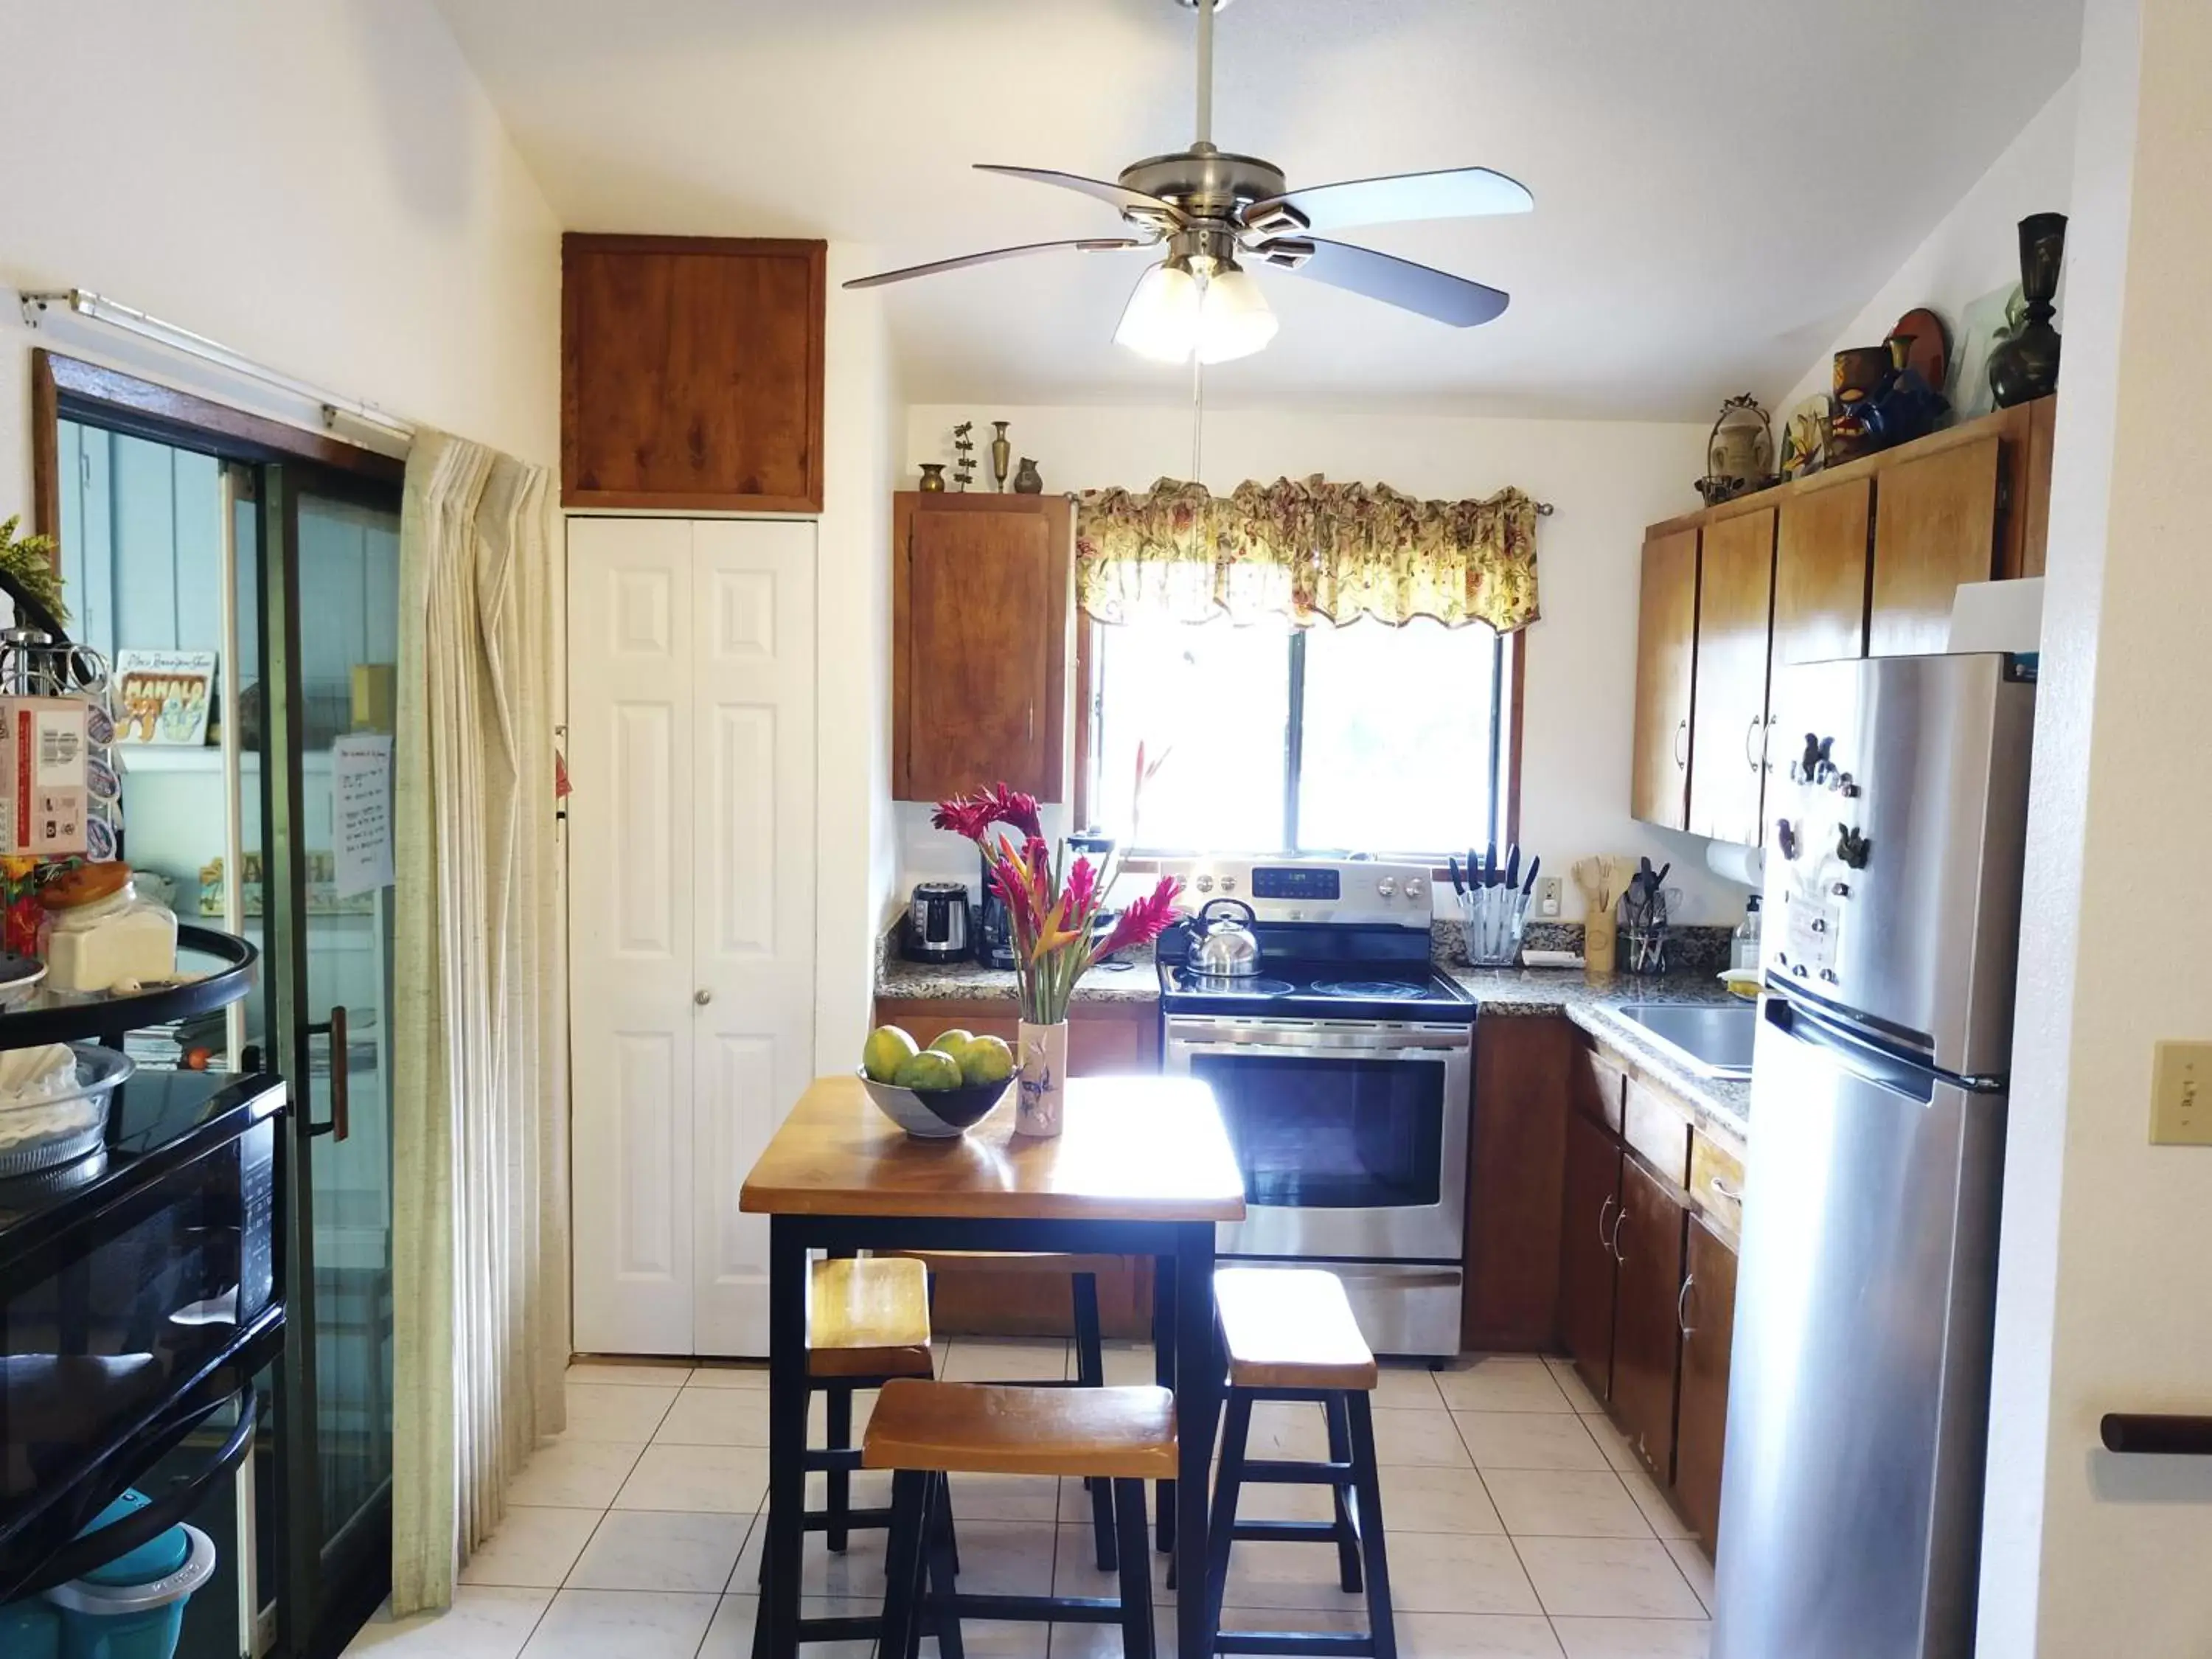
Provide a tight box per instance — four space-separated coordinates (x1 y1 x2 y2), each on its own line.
875 944 1161 1006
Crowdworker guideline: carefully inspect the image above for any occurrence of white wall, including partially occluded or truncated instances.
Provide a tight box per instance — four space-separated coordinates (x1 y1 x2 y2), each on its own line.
813 248 901 1067
1980 0 2212 1649
0 0 561 498
1773 75 2080 416
895 402 1741 925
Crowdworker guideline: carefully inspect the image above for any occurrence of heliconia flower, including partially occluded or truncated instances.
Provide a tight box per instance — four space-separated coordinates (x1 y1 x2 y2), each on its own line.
979 782 1044 841
1100 875 1185 956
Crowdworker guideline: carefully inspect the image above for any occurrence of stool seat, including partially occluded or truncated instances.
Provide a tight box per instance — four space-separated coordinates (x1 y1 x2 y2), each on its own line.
885 1249 1129 1278
864 1380 1177 1480
808 1257 933 1380
1214 1267 1380 1392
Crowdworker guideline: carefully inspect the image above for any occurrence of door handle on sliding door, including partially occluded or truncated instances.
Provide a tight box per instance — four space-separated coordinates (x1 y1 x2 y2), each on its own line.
306 1005 349 1141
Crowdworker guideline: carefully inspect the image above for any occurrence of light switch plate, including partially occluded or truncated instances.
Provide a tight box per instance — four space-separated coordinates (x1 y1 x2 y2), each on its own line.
2150 1041 2212 1144
1535 874 1564 919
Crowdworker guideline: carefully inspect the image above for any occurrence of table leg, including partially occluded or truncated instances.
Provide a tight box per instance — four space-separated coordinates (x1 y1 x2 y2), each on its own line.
1172 1222 1217 1659
761 1218 808 1659
1152 1250 1176 1555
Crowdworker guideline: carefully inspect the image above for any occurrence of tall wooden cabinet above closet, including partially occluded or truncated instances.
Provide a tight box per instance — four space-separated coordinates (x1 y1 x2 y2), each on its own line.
1630 397 2053 846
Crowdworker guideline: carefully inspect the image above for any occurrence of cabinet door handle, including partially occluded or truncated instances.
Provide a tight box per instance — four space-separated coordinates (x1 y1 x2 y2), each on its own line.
1597 1194 1616 1253
306 1005 349 1142
1677 1273 1697 1339
1673 719 1688 770
1709 1175 1741 1203
1745 714 1764 773
1608 1205 1627 1265
1026 704 1036 745
1762 714 1778 772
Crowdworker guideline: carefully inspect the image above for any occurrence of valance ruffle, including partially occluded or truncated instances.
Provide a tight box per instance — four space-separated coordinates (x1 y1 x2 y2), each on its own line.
1075 476 1540 632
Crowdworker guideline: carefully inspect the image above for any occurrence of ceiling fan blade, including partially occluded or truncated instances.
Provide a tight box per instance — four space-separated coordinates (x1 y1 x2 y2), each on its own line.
975 165 1187 225
1259 237 1510 327
842 237 1149 290
1242 166 1533 237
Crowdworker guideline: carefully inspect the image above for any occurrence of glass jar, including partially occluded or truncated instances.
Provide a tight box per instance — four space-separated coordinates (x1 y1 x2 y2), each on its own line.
38 864 178 995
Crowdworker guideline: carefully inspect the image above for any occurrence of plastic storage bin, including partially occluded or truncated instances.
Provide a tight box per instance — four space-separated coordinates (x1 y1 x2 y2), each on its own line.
39 1489 216 1659
0 1593 60 1656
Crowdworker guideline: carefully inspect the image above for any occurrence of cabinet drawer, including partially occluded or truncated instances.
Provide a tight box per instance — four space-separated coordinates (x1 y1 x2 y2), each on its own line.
1572 1044 1627 1131
1688 1131 1745 1235
1623 1078 1692 1188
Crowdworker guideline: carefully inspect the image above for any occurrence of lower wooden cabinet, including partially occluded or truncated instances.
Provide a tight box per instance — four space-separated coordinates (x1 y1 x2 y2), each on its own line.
1610 1156 1688 1481
1674 1214 1739 1552
1558 1107 1623 1403
871 995 1159 1335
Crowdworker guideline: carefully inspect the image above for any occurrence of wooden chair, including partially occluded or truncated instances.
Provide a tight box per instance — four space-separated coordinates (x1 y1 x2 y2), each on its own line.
865 1379 1175 1659
1202 1268 1397 1659
751 1256 936 1658
886 1249 1125 1568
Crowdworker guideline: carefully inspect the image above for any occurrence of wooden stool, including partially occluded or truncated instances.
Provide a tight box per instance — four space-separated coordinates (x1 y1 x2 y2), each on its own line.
752 1257 936 1658
866 1379 1175 1659
1203 1269 1397 1659
888 1249 1124 1569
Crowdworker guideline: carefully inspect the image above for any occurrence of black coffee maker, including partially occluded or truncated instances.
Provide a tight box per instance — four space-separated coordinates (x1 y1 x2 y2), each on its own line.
975 849 1015 968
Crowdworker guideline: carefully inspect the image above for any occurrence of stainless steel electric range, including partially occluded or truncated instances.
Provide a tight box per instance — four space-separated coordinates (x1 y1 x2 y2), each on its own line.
1155 858 1470 1357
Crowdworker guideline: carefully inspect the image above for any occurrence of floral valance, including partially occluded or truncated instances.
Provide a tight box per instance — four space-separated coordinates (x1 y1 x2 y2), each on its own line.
1075 476 1541 632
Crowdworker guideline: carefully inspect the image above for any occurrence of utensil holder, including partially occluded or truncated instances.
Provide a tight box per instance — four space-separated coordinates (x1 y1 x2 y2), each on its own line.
1456 886 1530 967
1620 887 1678 975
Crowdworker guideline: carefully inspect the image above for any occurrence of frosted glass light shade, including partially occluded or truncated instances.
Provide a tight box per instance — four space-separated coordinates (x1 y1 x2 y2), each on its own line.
1113 260 1202 362
1196 263 1279 364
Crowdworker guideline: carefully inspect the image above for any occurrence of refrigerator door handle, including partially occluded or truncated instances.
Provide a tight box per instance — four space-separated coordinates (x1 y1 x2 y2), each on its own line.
1764 992 1940 1102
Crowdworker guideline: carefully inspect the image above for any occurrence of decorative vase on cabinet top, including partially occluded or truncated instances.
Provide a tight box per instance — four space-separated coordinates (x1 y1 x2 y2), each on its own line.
1012 457 1043 495
1989 212 2066 408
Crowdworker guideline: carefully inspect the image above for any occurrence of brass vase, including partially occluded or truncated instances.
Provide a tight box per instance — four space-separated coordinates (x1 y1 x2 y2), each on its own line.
917 463 947 493
990 421 1012 492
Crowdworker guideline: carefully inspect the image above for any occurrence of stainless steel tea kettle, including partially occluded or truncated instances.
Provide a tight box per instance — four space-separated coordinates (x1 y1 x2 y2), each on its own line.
1186 898 1261 977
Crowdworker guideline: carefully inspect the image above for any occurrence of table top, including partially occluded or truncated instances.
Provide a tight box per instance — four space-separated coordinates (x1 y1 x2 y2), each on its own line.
740 1074 1248 1222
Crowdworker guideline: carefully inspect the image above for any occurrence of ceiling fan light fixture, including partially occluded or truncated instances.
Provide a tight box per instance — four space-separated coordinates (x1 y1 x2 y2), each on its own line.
1114 257 1203 362
1195 260 1277 363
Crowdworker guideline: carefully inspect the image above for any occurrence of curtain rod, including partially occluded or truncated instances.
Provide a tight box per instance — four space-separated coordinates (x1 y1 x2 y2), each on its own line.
18 288 417 441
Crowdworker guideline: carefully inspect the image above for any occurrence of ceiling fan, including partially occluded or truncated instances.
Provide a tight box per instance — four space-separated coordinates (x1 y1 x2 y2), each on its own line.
844 0 1534 364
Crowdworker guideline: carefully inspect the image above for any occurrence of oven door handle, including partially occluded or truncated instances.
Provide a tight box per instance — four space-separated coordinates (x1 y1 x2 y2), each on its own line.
1165 1035 1468 1057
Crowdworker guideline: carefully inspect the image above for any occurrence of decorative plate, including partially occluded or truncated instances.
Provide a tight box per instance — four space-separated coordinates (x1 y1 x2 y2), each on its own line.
1891 307 1951 394
1781 395 1832 480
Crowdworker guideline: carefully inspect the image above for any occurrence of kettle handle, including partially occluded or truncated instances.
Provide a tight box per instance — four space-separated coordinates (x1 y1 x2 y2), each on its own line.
1196 897 1257 931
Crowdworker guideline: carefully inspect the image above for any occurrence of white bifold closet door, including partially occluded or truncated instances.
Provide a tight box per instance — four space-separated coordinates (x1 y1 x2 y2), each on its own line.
567 516 816 1357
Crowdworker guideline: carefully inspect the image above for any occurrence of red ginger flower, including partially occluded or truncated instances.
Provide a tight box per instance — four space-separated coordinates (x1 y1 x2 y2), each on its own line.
931 782 1042 844
1101 875 1186 956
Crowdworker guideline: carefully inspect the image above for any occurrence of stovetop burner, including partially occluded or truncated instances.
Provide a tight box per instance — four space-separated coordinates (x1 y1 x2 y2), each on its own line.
1310 978 1432 1000
1180 974 1297 997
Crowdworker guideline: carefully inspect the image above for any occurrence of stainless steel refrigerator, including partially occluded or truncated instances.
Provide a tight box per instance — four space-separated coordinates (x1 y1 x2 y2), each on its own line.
1714 653 2036 1659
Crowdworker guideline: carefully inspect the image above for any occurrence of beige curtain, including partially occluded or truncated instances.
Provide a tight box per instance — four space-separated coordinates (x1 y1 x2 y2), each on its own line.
1076 475 1542 631
390 431 569 1613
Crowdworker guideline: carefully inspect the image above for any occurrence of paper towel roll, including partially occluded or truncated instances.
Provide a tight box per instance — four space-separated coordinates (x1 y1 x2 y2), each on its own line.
1705 839 1765 888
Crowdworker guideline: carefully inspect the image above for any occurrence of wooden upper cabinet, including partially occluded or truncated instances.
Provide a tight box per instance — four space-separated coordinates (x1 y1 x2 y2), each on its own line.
894 493 1071 802
1610 1155 1688 1482
1673 1214 1739 1554
1773 476 1871 667
1688 507 1776 847
562 234 827 512
1630 528 1700 831
1867 433 2000 657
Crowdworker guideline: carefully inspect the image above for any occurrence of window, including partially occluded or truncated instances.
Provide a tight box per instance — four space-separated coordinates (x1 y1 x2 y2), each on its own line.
1086 614 1513 856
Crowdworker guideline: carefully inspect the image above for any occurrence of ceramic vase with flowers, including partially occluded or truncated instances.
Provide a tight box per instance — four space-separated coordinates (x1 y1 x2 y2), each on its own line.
932 783 1183 1136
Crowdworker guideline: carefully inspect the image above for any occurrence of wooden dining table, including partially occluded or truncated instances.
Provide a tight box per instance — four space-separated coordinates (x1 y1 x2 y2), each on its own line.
739 1073 1247 1659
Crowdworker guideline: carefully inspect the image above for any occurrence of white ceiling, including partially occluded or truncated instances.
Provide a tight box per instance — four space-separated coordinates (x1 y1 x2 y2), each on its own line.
432 0 2081 418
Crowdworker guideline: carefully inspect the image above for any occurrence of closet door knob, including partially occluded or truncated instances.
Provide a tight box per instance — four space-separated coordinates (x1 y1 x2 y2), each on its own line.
694 988 714 1006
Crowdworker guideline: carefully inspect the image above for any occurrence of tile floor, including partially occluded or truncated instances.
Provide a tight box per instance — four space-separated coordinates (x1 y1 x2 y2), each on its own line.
346 1342 1711 1659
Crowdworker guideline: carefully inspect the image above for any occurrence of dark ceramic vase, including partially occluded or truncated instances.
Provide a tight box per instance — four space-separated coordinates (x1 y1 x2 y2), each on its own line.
1990 212 2067 407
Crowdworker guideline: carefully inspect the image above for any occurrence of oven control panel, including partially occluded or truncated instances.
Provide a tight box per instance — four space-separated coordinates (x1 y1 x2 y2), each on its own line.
1172 858 1433 926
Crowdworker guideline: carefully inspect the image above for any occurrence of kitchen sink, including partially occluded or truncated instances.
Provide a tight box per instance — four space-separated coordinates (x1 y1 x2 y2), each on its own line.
1614 1001 1758 1081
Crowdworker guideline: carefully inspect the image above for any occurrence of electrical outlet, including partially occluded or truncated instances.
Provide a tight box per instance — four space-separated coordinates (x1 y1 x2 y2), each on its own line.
2150 1041 2212 1145
1534 874 1564 919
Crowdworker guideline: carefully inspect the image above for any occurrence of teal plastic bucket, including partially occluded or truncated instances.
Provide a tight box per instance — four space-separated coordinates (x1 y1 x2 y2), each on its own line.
42 1489 216 1659
0 1596 61 1657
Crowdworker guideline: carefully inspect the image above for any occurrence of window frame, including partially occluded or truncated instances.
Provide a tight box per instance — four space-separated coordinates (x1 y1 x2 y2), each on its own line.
1073 611 1525 863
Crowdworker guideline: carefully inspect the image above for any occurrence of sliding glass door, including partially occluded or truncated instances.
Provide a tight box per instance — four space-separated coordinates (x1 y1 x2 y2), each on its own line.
260 463 403 1653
